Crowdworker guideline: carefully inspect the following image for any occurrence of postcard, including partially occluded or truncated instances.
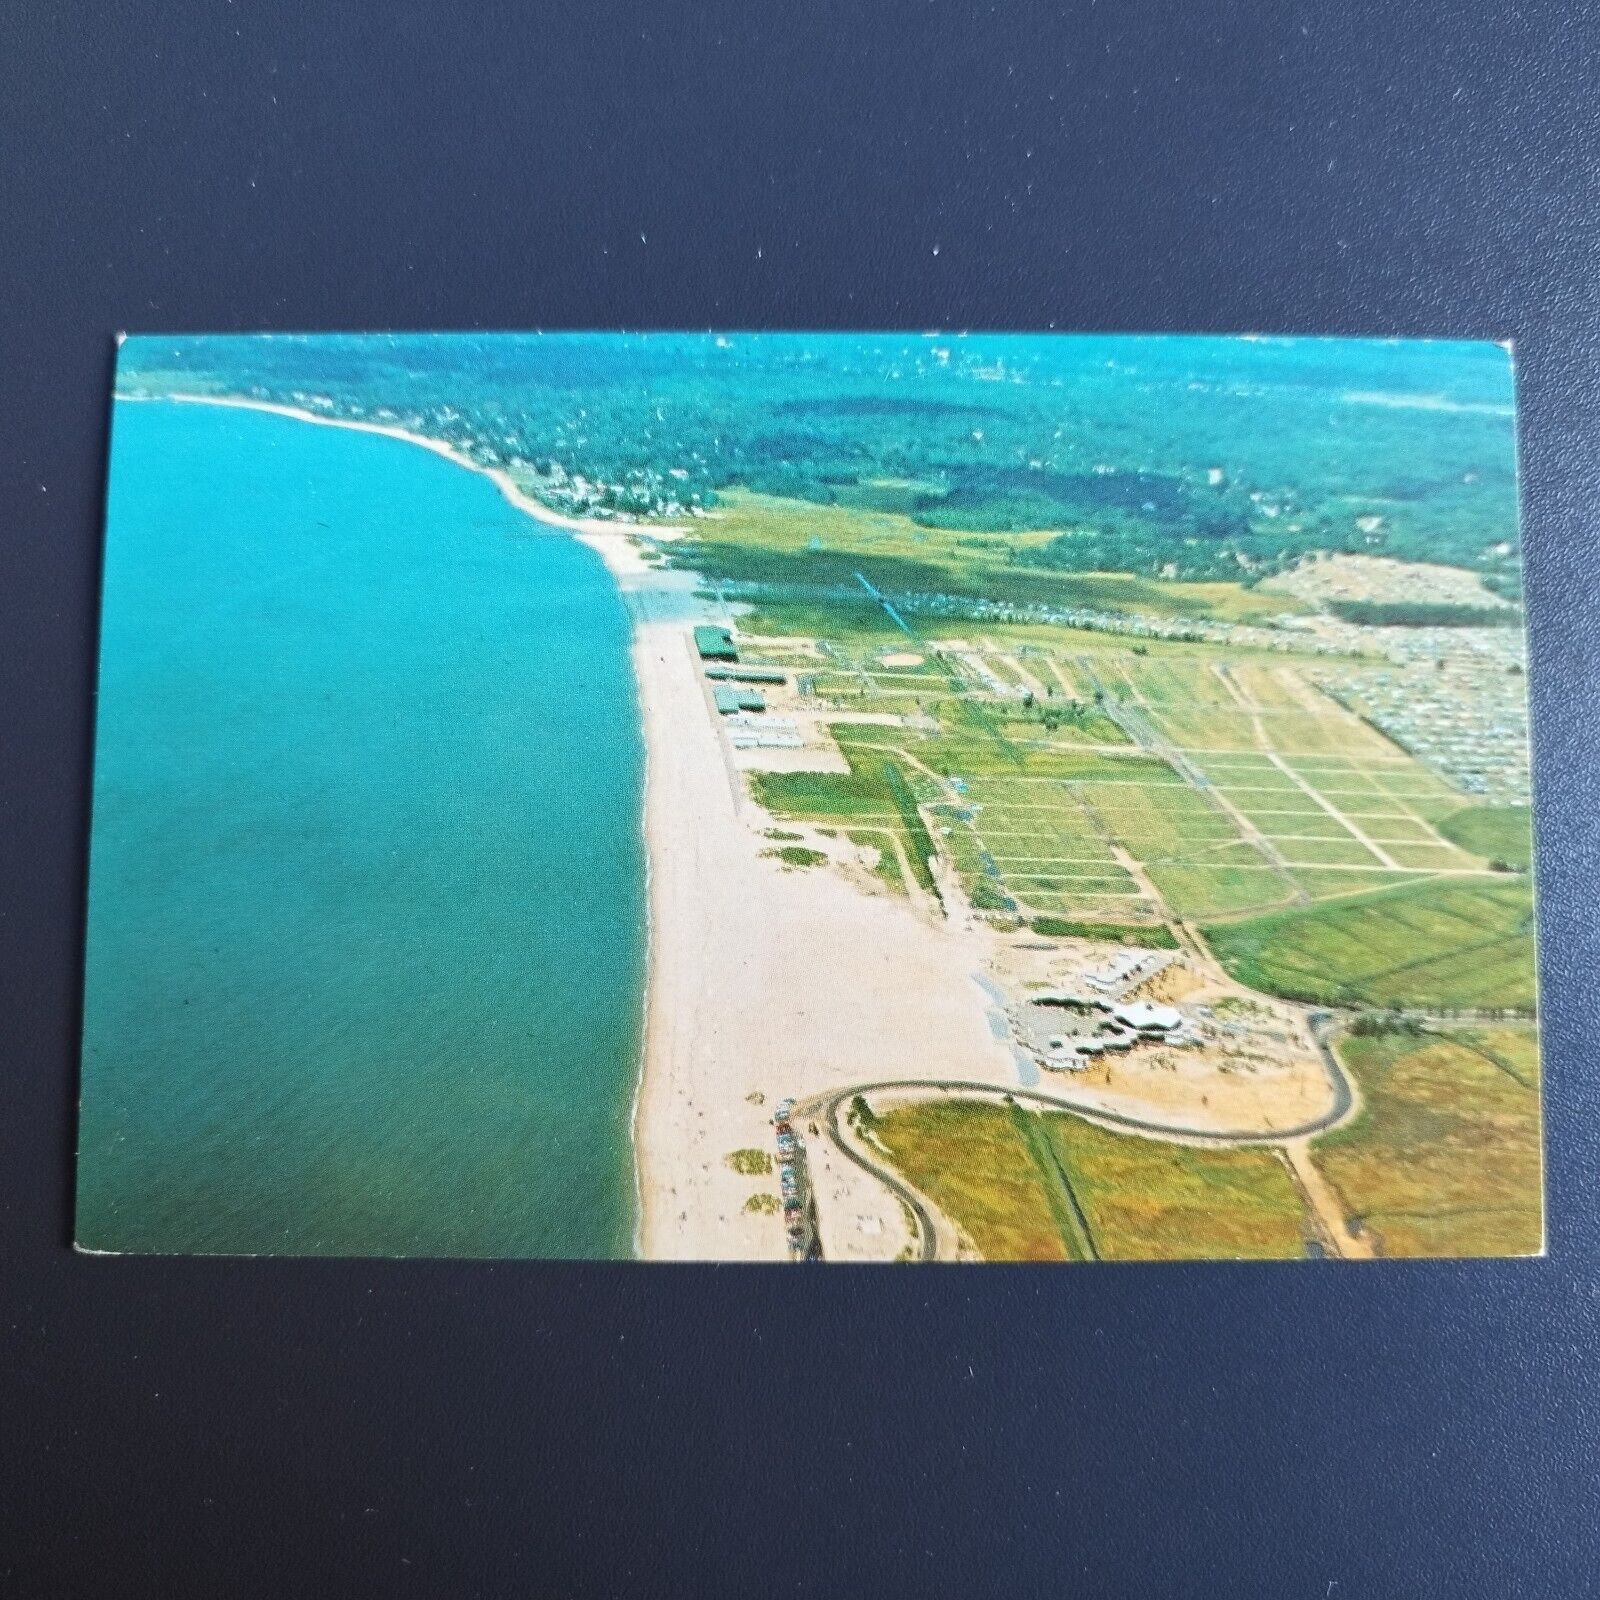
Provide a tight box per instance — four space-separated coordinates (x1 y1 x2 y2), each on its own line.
76 332 1541 1260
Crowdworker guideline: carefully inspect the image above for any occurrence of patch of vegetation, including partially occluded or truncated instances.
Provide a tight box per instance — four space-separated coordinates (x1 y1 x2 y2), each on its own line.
725 1148 772 1177
1436 804 1533 871
1325 599 1519 628
1312 1026 1543 1256
1008 1104 1097 1260
751 737 938 894
844 829 907 896
1211 995 1275 1021
1202 877 1536 1013
968 877 1016 913
744 1192 780 1215
846 1094 877 1135
763 828 804 842
1030 916 1179 948
871 1100 1070 1260
872 1099 1309 1261
1348 1011 1426 1038
1042 1115 1308 1260
764 845 827 868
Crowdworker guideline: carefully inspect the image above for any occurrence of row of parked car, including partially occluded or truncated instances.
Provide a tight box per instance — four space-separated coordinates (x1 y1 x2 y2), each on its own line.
773 1099 811 1256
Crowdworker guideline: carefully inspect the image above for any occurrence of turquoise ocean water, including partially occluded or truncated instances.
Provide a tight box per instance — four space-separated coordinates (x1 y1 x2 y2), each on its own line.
77 399 647 1257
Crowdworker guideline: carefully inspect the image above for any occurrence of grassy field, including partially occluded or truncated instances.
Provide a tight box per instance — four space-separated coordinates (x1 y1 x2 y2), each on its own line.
749 736 939 895
1437 804 1534 869
680 489 1313 624
1311 1025 1543 1256
1030 917 1180 948
740 613 1523 935
1202 877 1537 1012
870 1098 1310 1261
723 508 1533 1015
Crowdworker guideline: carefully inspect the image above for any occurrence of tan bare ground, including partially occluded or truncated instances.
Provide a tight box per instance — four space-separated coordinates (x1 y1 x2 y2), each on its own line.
1260 551 1513 611
1127 963 1209 1003
1042 1047 1333 1139
880 651 925 668
986 935 1335 1138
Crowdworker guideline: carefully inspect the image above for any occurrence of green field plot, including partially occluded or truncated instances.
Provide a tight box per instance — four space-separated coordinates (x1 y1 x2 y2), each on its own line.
1029 653 1093 700
1119 655 1236 710
1145 704 1263 751
1251 811 1369 843
1291 868 1424 902
748 733 938 894
944 776 1149 916
1204 767 1308 798
1319 793 1423 821
1081 779 1237 859
1195 839 1285 867
1030 917 1180 947
867 1099 1078 1260
1224 661 1314 710
1358 816 1451 846
1312 1025 1542 1256
1273 837 1388 868
1145 859 1294 920
1218 795 1338 833
1360 768 1467 821
870 1099 1310 1261
1203 878 1537 1011
930 735 1149 781
1437 804 1534 869
1043 1115 1309 1259
986 704 1132 750
1376 842 1484 871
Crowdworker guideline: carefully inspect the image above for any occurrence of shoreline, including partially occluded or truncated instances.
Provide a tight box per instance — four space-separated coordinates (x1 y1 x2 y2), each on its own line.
131 391 662 578
128 391 668 1257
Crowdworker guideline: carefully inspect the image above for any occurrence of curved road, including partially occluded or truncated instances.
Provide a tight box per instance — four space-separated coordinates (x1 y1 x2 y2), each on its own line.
798 1013 1356 1262
810 1087 941 1262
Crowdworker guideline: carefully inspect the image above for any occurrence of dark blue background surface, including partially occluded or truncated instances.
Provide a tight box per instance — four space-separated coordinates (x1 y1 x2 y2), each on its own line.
2 3 1597 1594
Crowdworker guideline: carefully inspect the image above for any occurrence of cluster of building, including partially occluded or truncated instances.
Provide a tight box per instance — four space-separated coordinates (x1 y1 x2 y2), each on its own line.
1079 949 1173 995
1025 992 1193 1070
695 626 805 748
264 388 709 520
1317 631 1530 803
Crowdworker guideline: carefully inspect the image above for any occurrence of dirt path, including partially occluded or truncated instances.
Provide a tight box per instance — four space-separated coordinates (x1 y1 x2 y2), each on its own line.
1281 1138 1375 1259
1264 751 1404 870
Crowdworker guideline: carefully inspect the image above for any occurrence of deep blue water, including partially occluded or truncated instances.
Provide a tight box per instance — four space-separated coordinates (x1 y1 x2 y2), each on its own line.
77 399 646 1257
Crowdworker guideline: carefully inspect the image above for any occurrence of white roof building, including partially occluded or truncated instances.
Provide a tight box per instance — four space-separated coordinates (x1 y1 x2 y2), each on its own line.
1113 1001 1182 1033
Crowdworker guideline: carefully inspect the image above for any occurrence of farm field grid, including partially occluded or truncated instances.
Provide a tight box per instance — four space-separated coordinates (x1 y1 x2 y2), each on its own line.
85 331 1542 1262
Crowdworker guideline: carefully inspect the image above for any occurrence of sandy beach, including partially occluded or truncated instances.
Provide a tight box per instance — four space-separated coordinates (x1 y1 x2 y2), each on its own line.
139 391 1018 1260
624 591 1019 1260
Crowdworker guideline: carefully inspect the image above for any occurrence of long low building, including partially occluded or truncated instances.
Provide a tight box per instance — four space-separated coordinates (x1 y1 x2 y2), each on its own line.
704 664 786 684
694 624 738 661
713 685 766 714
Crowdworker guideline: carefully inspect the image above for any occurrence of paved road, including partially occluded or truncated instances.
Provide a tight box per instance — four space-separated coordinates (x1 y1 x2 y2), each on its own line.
800 1087 941 1262
798 1012 1358 1261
